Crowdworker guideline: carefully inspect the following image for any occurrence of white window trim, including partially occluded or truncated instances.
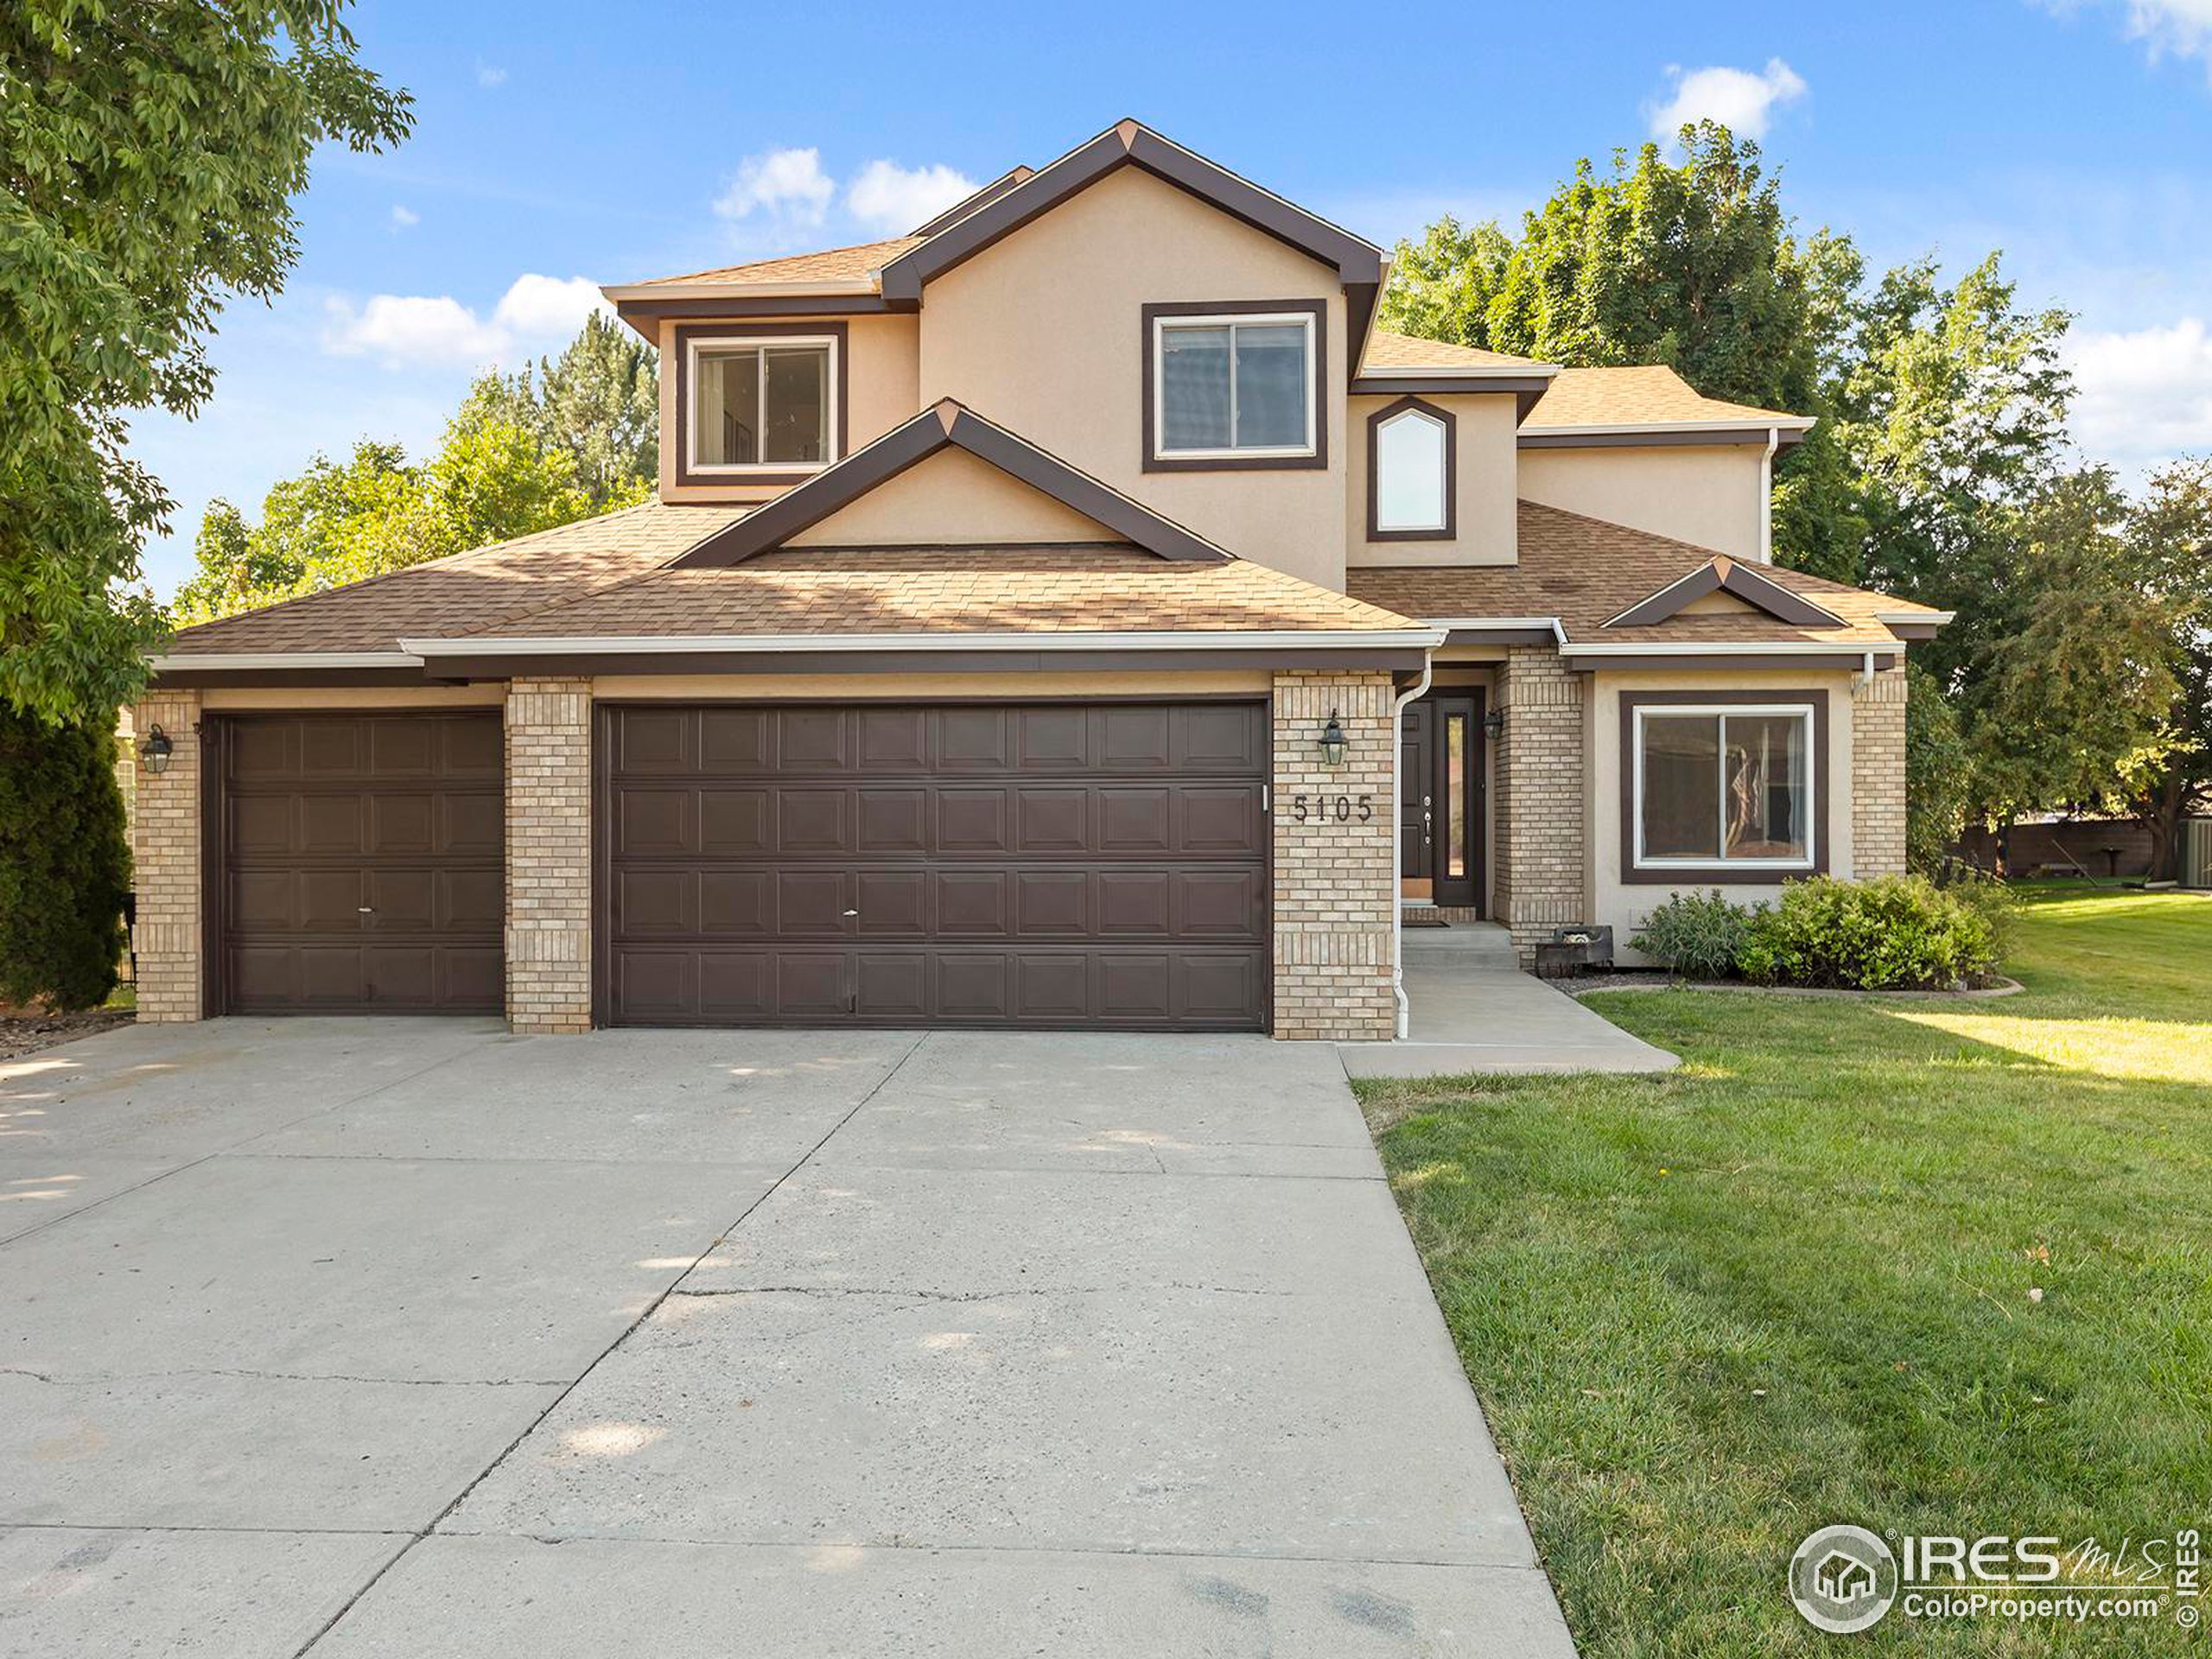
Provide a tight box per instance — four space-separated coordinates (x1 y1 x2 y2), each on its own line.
685 334 840 476
1150 311 1318 461
1374 405 1450 532
1631 702 1818 872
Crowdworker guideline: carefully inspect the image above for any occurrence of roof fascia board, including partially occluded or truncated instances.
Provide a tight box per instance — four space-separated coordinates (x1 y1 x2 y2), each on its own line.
671 402 1236 569
147 651 424 671
1565 649 1900 674
1521 419 1813 450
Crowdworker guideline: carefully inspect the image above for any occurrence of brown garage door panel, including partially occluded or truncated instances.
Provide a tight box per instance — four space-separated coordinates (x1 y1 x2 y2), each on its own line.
609 945 1265 1028
603 702 1269 1031
217 714 505 1015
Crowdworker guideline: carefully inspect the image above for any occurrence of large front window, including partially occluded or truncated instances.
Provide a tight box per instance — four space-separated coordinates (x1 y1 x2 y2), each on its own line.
689 338 834 471
1635 705 1814 868
1153 312 1316 460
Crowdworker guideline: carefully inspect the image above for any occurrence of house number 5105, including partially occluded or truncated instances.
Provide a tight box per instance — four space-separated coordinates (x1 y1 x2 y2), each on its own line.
1288 793 1373 823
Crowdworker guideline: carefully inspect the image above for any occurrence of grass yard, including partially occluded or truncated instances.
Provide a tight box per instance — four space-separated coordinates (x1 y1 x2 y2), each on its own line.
1360 888 2212 1656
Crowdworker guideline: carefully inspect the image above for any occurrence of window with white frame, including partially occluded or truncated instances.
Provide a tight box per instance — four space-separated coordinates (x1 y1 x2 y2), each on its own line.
1634 704 1815 868
1153 312 1316 459
1373 404 1450 534
689 337 836 471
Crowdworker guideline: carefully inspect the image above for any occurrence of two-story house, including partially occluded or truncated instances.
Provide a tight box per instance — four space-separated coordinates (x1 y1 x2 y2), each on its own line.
137 119 1948 1041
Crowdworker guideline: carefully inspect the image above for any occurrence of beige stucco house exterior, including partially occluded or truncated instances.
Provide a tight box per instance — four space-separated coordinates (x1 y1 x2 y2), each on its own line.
135 120 1948 1040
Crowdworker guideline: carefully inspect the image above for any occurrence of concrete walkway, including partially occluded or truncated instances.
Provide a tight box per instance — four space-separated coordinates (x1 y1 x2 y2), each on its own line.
1 1018 1575 1658
1338 922 1679 1079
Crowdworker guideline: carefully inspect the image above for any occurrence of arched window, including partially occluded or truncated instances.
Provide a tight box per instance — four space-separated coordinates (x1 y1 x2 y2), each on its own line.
1368 398 1454 539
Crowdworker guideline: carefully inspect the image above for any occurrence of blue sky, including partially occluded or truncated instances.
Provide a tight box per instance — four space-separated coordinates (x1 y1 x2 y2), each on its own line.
131 0 2212 595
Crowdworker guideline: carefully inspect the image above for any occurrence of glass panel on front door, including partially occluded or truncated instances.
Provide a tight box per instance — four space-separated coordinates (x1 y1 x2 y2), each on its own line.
1445 712 1469 880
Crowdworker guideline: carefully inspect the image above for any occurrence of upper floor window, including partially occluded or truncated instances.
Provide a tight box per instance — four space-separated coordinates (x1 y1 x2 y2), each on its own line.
1368 397 1455 540
1144 303 1323 468
688 335 836 473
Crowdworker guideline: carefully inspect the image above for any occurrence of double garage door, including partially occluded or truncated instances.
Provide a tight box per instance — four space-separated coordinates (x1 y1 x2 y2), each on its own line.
601 702 1269 1029
210 702 1268 1030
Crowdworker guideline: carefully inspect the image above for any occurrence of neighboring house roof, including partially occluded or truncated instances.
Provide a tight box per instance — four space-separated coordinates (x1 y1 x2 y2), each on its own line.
162 502 753 658
1522 366 1815 443
675 400 1234 569
1345 501 1945 656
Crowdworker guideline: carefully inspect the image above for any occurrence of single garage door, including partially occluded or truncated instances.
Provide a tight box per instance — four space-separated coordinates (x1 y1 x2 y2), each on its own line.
602 702 1268 1029
213 712 505 1014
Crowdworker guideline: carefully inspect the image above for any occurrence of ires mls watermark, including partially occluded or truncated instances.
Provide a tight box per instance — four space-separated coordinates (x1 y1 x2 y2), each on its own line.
1789 1524 2202 1635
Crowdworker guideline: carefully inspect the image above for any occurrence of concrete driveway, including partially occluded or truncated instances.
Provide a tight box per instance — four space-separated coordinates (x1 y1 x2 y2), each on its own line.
1 1018 1573 1657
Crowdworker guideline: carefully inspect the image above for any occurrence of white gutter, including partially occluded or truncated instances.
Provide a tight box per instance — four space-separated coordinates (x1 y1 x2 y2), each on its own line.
1555 640 1897 659
1876 609 1956 627
1522 416 1817 440
147 651 424 671
1389 656 1434 1040
399 628 1450 657
1424 616 1570 645
1758 424 1781 563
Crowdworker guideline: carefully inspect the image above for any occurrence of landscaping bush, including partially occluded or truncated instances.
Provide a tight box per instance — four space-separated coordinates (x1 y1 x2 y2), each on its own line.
1629 889 1758 981
1738 874 2006 990
0 706 131 1012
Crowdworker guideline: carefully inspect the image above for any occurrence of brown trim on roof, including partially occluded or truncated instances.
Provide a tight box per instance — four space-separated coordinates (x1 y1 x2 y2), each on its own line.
1139 300 1329 474
1351 375 1552 421
1442 626 1560 646
1619 689 1831 886
674 400 1234 568
1519 427 1807 449
616 296 902 339
148 666 461 690
1364 396 1457 543
1569 652 1897 674
1885 621 1942 642
671 322 849 490
879 122 1384 304
1606 556 1847 631
908 165 1036 237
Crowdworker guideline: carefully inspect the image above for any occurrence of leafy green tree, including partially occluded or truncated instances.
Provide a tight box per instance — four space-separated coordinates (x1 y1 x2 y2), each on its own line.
1376 217 1512 351
1955 469 2178 825
2 1 410 721
174 424 589 624
1904 663 1970 874
454 314 658 509
0 707 130 1011
2119 457 2212 879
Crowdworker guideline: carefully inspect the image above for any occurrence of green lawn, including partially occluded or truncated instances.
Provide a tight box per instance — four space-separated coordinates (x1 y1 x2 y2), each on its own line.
1360 888 2212 1656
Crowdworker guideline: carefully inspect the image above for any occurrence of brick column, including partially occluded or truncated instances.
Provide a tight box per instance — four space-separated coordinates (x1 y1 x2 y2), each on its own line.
505 678 593 1033
1852 665 1909 877
1271 670 1395 1039
1492 646 1588 967
130 690 203 1022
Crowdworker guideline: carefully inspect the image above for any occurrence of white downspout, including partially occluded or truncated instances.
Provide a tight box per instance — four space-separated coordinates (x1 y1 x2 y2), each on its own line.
1390 654 1435 1039
1758 425 1780 564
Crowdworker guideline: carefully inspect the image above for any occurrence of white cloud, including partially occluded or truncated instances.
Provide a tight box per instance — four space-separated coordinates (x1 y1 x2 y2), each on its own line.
388 204 419 230
2066 316 2212 474
2044 0 2212 73
1648 58 1808 141
321 274 609 367
714 147 836 228
846 160 978 233
476 63 508 88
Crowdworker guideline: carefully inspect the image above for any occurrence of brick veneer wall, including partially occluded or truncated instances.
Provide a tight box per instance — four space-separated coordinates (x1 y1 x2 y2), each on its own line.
505 677 593 1033
1270 670 1396 1039
1851 664 1909 877
130 690 203 1021
1492 646 1588 966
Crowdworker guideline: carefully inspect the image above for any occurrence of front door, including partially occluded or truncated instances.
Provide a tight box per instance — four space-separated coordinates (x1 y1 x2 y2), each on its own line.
1398 693 1484 912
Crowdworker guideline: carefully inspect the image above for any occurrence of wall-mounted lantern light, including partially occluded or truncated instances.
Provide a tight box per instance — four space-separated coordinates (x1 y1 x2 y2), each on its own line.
1318 709 1349 770
139 724 175 776
1483 709 1507 741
